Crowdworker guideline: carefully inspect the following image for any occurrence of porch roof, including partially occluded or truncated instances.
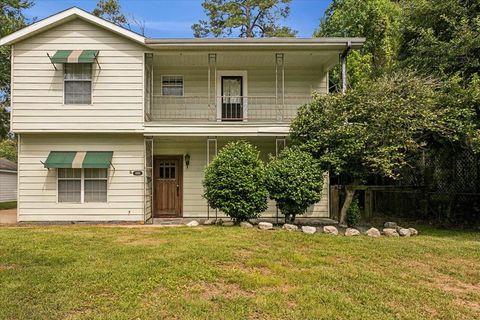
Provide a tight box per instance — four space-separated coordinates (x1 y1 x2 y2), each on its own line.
145 37 365 51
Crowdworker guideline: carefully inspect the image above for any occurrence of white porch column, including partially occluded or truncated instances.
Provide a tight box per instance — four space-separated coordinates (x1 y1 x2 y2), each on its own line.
275 53 285 121
208 53 217 121
341 41 351 94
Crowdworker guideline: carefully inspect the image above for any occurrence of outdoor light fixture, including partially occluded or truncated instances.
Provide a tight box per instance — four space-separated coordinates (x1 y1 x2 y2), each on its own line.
185 154 191 168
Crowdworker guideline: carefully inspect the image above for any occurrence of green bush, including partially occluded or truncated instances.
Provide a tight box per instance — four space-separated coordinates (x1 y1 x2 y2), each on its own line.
203 141 268 223
265 147 324 222
346 197 361 227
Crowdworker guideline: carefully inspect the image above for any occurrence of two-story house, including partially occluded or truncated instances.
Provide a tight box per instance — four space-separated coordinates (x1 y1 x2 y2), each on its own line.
0 7 364 223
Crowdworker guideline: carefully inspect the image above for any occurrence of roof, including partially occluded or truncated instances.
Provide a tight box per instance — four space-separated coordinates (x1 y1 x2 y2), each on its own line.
0 7 365 50
0 7 145 46
0 158 17 172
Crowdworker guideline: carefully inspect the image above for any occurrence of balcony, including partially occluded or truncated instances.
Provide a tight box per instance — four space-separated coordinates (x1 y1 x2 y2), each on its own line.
146 95 312 123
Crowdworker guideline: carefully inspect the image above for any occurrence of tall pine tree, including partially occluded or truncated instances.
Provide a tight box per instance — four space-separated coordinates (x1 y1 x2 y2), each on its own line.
192 0 297 37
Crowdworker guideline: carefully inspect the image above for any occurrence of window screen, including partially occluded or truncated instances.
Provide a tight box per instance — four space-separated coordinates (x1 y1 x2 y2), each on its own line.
58 168 81 202
64 63 92 104
57 168 108 203
84 168 108 203
162 75 183 96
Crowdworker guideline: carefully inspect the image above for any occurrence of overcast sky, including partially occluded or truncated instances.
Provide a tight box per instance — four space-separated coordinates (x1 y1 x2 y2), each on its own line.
25 0 332 38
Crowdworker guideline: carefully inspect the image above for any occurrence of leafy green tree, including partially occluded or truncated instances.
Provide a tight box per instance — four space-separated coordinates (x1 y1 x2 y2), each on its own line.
265 147 324 223
1 0 33 139
315 0 402 89
399 0 480 82
0 139 17 162
92 0 127 26
291 71 479 224
192 0 297 37
203 141 268 222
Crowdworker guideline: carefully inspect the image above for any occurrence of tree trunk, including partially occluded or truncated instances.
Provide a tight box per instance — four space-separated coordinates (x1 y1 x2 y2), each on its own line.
339 180 360 225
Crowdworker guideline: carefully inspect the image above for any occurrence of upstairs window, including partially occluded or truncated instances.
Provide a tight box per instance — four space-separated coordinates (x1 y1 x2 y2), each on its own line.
64 63 92 104
161 75 183 96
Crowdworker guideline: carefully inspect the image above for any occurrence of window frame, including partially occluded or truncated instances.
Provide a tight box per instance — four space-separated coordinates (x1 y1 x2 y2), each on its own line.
63 63 93 105
161 75 184 97
57 168 108 204
84 168 109 203
57 168 82 203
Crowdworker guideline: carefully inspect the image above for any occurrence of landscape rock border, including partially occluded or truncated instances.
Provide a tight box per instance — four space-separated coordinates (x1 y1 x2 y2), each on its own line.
205 219 419 238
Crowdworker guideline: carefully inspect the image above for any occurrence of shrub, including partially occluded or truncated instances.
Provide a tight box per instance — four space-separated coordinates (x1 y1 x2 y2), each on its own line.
346 197 361 227
265 147 324 222
203 141 268 223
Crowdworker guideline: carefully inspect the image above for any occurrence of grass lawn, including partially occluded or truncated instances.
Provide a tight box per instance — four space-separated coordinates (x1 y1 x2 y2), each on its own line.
0 201 16 210
0 225 478 319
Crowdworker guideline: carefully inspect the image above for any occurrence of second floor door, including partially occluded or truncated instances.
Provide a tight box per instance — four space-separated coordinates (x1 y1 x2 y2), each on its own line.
221 76 243 121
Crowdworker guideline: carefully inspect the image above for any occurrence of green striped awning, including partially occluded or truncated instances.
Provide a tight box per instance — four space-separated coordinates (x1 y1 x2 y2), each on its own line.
44 151 112 169
49 50 99 63
83 151 114 169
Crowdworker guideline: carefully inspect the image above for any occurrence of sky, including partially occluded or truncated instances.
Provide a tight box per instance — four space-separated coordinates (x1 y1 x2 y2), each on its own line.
24 0 333 38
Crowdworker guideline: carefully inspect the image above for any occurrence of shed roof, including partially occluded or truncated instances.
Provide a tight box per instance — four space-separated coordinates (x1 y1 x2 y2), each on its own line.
0 158 17 172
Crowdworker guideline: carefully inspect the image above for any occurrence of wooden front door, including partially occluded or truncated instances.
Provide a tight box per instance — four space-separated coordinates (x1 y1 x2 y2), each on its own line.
154 156 183 217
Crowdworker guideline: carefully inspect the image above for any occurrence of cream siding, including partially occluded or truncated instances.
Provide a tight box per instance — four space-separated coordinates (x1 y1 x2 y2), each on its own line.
11 19 146 132
0 172 17 201
153 137 329 219
17 133 144 222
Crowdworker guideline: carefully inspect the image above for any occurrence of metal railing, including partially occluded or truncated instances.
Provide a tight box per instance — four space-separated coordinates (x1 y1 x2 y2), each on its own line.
148 95 312 122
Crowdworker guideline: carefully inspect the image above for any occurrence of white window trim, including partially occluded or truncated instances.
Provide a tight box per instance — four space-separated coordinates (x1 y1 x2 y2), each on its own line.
63 63 94 106
216 70 248 121
57 168 108 204
161 75 184 97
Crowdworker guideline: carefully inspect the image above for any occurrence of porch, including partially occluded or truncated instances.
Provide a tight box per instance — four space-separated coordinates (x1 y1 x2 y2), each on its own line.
143 136 330 223
143 50 334 124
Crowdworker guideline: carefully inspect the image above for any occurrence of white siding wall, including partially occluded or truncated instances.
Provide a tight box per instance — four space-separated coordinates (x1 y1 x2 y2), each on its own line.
154 137 329 219
0 172 17 201
11 19 145 132
17 133 144 221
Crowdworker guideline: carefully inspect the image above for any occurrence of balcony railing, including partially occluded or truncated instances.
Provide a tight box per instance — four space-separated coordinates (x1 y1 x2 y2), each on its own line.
148 95 312 122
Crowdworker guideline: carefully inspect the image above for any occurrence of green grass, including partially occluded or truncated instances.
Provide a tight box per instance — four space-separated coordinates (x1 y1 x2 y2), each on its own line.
0 201 16 210
0 225 478 320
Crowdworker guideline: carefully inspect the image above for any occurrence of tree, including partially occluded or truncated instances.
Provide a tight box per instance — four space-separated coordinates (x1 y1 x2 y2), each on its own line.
290 71 479 224
92 0 127 27
1 0 33 139
0 139 17 162
203 141 268 223
192 0 297 38
265 147 324 222
399 0 480 82
315 0 402 89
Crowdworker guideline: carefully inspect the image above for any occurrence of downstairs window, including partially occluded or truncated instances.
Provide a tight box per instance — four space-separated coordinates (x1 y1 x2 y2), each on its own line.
58 168 108 203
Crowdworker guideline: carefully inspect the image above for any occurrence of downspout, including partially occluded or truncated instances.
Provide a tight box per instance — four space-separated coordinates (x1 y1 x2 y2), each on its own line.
340 41 352 94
